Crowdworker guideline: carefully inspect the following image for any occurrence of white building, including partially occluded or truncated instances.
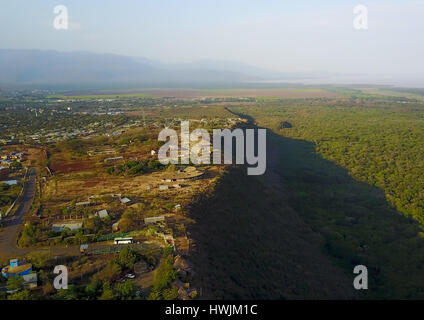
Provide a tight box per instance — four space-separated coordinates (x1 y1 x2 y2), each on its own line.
97 209 109 219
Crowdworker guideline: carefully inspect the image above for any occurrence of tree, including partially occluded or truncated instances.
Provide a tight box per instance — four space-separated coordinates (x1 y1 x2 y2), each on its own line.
74 229 85 244
8 290 32 300
58 284 80 300
118 246 137 270
7 276 24 292
148 247 176 300
27 251 51 268
118 210 136 232
84 282 100 300
83 216 102 234
162 286 179 300
116 280 135 300
99 282 115 300
93 261 121 283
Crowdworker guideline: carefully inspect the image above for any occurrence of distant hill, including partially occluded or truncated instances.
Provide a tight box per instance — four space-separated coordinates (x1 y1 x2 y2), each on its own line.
132 57 333 81
0 49 258 88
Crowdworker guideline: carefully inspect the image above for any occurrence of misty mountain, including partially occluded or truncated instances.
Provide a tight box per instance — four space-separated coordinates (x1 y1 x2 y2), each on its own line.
0 49 337 89
132 57 273 77
132 57 332 80
0 50 258 88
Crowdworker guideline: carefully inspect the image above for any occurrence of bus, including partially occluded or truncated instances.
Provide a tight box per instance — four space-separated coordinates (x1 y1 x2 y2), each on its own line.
114 237 133 245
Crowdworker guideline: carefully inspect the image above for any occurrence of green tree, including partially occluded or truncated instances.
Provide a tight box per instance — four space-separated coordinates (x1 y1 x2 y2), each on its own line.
27 251 51 268
93 261 121 283
118 246 137 270
116 280 135 300
8 290 32 300
99 282 115 300
74 229 85 244
148 247 176 300
7 276 24 292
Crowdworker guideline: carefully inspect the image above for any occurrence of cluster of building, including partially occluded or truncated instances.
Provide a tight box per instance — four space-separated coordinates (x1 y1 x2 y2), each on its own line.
0 150 24 166
0 150 24 181
19 117 142 144
1 259 38 291
51 195 132 232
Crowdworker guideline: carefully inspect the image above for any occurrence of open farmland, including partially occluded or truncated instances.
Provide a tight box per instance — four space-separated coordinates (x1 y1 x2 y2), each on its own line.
59 88 340 99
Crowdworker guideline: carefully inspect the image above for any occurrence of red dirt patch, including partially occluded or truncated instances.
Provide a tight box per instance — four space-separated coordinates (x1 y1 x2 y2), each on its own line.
83 180 101 188
50 160 95 173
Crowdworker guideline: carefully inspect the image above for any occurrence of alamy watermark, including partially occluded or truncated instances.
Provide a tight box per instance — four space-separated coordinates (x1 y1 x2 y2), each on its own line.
53 5 68 30
353 4 368 30
353 265 368 290
158 121 267 176
53 265 68 290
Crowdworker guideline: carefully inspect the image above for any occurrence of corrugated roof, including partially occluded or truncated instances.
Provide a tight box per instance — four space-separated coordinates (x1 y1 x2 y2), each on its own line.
97 209 109 219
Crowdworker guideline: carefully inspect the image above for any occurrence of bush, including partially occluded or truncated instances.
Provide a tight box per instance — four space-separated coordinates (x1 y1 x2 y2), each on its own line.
118 246 137 270
27 251 51 268
7 276 24 292
116 280 136 300
99 282 115 300
148 247 176 300
8 290 32 300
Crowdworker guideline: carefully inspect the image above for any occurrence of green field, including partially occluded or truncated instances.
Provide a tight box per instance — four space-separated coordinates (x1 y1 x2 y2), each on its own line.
47 93 151 100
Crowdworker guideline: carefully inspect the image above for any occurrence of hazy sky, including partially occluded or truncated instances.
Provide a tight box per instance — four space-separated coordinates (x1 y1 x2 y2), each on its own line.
1 0 424 76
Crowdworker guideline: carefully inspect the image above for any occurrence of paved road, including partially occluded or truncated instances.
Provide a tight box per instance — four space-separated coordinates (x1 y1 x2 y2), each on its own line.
0 168 87 258
0 168 37 257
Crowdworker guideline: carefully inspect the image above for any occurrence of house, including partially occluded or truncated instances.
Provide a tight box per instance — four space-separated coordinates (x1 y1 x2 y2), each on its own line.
120 197 131 204
0 159 12 166
52 222 83 232
159 185 169 191
80 244 89 254
151 150 156 156
97 209 109 219
75 201 91 207
23 273 38 289
144 216 165 225
104 156 124 163
2 259 32 278
1 180 17 186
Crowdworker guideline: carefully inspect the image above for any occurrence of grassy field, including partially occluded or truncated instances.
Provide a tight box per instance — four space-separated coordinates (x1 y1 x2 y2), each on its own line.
48 93 151 100
48 88 339 99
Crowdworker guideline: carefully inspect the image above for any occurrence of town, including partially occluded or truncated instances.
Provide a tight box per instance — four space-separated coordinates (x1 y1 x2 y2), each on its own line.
0 91 247 300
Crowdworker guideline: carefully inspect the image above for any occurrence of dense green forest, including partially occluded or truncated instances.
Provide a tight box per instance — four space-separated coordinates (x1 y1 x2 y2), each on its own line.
219 99 424 298
237 102 424 225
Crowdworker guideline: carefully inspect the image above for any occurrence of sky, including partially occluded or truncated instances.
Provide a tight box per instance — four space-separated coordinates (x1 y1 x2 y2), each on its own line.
1 0 424 78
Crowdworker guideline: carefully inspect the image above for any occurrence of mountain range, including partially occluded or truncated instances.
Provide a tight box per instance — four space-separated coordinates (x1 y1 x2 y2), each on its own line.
0 49 332 89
